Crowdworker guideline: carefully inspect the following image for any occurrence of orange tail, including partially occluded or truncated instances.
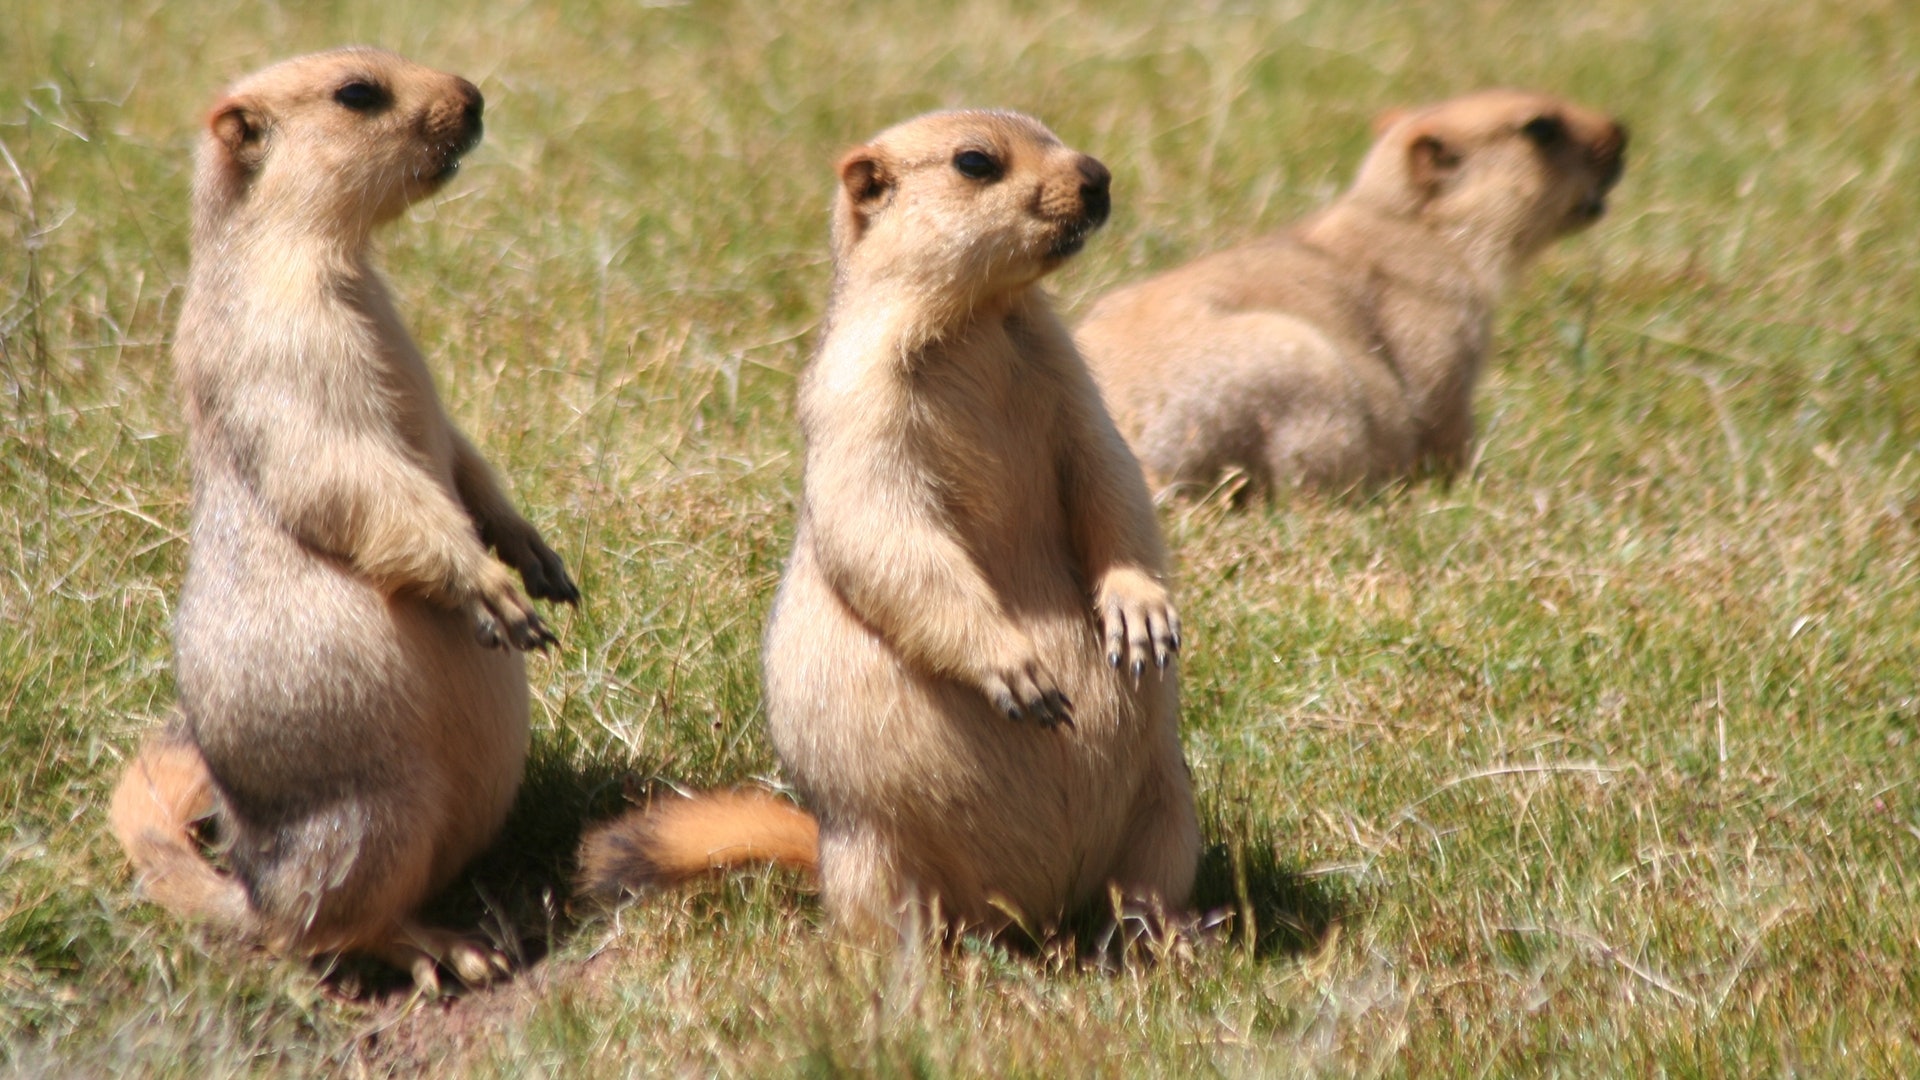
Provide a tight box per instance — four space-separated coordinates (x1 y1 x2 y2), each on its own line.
109 729 252 929
576 788 820 901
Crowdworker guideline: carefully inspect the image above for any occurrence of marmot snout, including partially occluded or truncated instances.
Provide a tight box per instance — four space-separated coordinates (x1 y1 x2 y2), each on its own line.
1051 155 1111 257
419 76 484 179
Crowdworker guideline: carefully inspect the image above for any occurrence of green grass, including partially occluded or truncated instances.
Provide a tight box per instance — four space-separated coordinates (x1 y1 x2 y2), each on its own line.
6 0 1920 1074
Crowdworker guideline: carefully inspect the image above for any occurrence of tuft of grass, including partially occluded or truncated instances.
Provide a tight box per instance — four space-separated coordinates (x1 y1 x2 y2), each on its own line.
6 0 1920 1073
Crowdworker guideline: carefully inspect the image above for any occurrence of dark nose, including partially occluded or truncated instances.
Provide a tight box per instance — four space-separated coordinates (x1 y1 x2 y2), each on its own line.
1078 155 1111 227
456 77 485 141
1593 120 1627 190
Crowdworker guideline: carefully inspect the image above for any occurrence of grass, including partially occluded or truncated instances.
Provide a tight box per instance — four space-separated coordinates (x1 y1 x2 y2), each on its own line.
5 0 1920 1073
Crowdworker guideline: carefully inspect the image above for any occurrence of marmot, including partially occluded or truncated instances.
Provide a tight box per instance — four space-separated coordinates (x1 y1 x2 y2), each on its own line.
108 47 577 990
579 110 1199 944
1076 89 1628 498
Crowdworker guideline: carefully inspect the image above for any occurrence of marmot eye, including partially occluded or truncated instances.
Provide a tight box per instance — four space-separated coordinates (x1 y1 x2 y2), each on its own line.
952 150 1002 181
1521 115 1566 147
333 81 389 112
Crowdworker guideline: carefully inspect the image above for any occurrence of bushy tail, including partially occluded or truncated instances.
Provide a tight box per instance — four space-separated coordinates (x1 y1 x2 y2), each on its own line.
108 729 252 929
576 788 819 901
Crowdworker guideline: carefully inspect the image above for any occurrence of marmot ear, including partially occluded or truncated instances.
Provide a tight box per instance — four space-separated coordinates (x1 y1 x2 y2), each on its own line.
1371 107 1409 137
837 149 891 208
208 97 267 172
1406 132 1461 199
834 148 892 244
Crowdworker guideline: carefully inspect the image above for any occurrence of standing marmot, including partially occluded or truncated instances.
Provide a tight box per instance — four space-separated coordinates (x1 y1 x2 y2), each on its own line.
1077 89 1627 498
108 47 577 990
579 111 1199 943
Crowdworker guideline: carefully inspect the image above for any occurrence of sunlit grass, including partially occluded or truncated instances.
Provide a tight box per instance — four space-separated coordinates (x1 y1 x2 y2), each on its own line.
5 0 1919 1074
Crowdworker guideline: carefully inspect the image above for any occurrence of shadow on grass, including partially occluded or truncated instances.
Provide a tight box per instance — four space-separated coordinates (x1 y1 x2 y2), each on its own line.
331 762 1347 992
1002 802 1351 966
1188 829 1348 960
325 742 646 997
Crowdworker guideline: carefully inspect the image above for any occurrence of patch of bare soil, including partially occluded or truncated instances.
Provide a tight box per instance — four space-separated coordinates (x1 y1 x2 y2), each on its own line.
334 947 628 1076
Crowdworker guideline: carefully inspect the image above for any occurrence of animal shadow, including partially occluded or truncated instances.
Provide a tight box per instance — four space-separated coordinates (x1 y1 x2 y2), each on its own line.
1018 804 1350 967
1187 808 1349 960
323 743 641 997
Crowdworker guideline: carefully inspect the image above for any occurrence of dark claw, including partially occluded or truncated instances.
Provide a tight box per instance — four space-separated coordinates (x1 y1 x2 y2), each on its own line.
540 555 580 605
1130 657 1144 681
1108 651 1122 669
512 538 580 606
521 614 559 652
1047 690 1074 719
527 566 581 606
1038 691 1074 729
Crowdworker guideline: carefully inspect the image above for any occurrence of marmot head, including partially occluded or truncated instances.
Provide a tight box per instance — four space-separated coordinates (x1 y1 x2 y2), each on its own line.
831 110 1111 302
193 47 483 243
1353 89 1627 263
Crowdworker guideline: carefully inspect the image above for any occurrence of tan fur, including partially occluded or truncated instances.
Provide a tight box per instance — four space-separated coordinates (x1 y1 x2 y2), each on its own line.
1078 89 1628 498
108 728 251 928
110 47 577 990
581 111 1199 944
577 789 819 895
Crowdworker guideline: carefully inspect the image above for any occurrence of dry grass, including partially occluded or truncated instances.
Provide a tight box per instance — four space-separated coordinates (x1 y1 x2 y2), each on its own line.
5 0 1920 1074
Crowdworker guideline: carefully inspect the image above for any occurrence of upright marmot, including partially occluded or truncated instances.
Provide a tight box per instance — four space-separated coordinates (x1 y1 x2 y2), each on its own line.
1077 89 1627 498
579 110 1199 943
109 47 577 990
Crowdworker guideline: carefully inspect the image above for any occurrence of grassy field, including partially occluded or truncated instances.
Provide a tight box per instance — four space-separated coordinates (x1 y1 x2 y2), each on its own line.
6 0 1920 1074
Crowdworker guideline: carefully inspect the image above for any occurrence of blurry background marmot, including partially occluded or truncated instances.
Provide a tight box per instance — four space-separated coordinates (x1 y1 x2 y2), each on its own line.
1078 89 1627 499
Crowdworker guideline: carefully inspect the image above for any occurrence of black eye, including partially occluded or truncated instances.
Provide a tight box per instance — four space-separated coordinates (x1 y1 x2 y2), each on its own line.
333 80 389 112
952 149 1001 181
1521 115 1566 147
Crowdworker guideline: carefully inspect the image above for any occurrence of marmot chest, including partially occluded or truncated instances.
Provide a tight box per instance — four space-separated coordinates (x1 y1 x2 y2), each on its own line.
903 359 1072 572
